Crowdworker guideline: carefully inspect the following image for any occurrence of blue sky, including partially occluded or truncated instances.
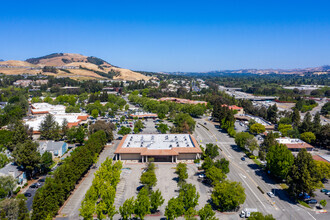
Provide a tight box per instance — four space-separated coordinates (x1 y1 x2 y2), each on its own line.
1 0 329 72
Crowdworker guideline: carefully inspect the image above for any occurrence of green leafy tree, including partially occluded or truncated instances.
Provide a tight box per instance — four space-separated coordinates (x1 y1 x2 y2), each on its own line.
91 109 99 119
299 112 312 133
165 197 185 220
119 197 135 220
266 144 294 179
118 126 131 136
79 200 95 220
205 166 226 186
0 176 17 198
250 123 266 134
261 131 276 152
175 163 188 185
300 132 316 143
174 113 196 133
150 189 165 213
157 123 169 134
312 112 321 133
39 114 61 140
204 143 219 159
292 108 301 128
198 204 217 220
12 140 41 179
140 170 157 189
315 160 330 180
287 149 322 197
278 124 293 136
134 187 151 220
214 158 229 174
202 157 214 171
40 151 53 173
89 120 114 142
211 180 246 211
249 212 276 220
178 183 199 211
320 200 327 208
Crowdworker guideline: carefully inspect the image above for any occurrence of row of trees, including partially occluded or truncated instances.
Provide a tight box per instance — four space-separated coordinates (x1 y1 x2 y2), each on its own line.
79 158 122 219
200 144 245 212
128 94 208 119
265 145 330 197
31 130 107 219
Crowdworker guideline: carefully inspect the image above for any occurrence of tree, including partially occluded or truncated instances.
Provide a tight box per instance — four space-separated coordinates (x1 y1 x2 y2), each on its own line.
40 151 53 173
211 180 246 211
9 121 30 146
157 123 169 134
79 200 95 220
249 123 266 134
125 104 129 111
278 124 293 136
235 132 254 149
91 109 99 119
261 132 276 152
320 102 330 116
165 197 185 220
249 212 276 220
0 176 16 198
0 196 29 220
287 149 321 197
266 104 278 124
39 114 61 140
12 140 41 179
198 204 217 220
89 120 114 142
140 170 157 189
134 187 150 220
61 118 68 135
202 157 214 171
312 112 321 133
134 120 144 134
266 144 294 179
246 137 259 154
150 189 165 213
119 197 135 220
315 161 330 181
178 183 199 211
204 143 219 159
118 126 131 136
214 158 229 174
299 112 312 133
175 163 188 184
300 132 316 143
174 113 196 133
205 166 226 186
320 200 327 208
292 108 301 128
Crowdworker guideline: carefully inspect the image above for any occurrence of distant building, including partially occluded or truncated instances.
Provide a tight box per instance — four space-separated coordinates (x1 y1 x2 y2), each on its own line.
276 137 314 152
221 104 245 115
115 134 202 163
13 80 33 87
0 163 27 187
38 141 68 158
129 112 158 119
30 103 66 115
159 97 207 105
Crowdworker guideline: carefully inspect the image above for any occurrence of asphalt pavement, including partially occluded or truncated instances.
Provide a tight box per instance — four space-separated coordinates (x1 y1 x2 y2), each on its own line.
194 118 329 220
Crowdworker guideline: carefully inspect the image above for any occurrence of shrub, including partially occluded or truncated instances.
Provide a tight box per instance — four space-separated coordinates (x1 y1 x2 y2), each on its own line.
14 187 21 195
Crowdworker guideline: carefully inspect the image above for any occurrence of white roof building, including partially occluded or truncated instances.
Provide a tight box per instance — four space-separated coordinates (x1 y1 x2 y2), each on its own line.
31 103 66 115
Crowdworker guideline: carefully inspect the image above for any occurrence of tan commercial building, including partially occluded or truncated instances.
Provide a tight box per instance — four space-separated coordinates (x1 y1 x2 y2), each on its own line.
115 134 202 163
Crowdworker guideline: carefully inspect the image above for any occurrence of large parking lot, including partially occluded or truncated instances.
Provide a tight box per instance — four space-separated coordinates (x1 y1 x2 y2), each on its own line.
114 163 210 214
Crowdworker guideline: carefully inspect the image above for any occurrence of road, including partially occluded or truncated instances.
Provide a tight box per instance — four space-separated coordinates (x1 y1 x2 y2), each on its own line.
194 118 328 220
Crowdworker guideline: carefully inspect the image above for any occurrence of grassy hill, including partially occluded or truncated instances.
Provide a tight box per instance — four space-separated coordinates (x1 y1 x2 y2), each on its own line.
0 53 152 81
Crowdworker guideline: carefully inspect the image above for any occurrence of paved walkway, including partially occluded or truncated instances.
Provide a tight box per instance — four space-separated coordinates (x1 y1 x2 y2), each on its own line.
56 141 119 219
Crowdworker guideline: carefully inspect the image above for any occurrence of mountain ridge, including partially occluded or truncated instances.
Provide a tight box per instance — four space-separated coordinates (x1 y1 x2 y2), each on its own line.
0 53 152 81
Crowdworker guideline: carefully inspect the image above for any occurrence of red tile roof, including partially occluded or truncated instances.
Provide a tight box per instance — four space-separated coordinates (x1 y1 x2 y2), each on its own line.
312 155 329 164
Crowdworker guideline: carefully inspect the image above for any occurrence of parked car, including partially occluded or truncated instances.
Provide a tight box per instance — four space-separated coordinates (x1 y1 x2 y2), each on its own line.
325 191 330 195
267 192 275 198
24 193 32 197
29 183 38 188
306 199 317 204
299 192 310 200
320 189 329 193
38 178 46 182
241 157 246 161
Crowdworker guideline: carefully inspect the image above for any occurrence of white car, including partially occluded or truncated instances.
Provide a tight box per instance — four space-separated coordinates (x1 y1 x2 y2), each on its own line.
267 192 275 198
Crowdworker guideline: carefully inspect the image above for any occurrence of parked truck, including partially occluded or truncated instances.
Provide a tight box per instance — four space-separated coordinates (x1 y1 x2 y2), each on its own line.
240 208 258 218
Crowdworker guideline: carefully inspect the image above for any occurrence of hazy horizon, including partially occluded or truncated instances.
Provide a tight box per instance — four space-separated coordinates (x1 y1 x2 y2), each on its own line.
1 0 330 72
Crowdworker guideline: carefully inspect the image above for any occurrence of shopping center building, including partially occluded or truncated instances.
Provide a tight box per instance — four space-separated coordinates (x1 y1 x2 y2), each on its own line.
114 134 202 163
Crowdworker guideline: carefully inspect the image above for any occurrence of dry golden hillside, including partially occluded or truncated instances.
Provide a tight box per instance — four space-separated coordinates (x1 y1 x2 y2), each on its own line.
0 53 153 81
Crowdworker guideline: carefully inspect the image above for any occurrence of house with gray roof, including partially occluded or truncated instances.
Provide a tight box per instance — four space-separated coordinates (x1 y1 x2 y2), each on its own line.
0 163 27 186
38 141 68 159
